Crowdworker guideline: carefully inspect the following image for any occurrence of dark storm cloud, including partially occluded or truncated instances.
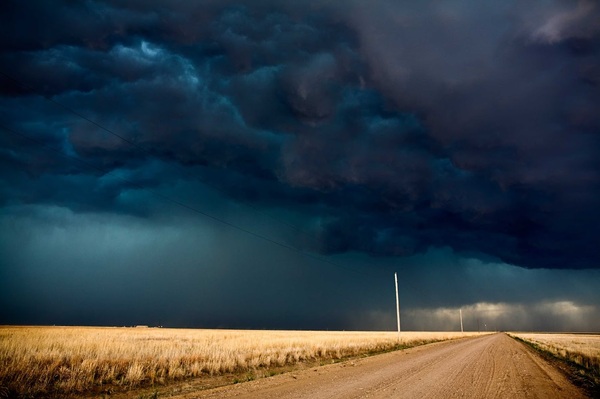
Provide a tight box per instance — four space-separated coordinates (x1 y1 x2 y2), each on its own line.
1 206 598 330
1 0 599 271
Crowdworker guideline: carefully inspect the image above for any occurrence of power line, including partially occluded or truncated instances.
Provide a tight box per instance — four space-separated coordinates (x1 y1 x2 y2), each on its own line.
0 70 314 238
0 122 368 276
0 70 385 277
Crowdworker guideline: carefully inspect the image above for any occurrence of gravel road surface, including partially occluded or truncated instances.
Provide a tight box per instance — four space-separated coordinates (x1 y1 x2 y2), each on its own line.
171 333 586 399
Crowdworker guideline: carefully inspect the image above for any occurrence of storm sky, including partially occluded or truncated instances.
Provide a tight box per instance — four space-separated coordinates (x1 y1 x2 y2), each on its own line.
1 0 599 331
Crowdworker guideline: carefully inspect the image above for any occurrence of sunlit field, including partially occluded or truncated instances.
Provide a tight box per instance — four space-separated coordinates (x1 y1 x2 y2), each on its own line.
0 326 486 397
509 333 600 382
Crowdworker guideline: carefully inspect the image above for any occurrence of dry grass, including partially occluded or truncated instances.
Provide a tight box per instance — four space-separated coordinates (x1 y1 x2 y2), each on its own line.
509 333 600 381
0 326 485 397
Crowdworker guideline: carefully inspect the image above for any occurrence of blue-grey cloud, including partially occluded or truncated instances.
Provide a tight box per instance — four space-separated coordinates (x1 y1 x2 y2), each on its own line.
1 0 599 315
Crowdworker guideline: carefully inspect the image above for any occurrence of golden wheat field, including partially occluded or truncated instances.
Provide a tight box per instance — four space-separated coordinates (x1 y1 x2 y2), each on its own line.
0 326 485 397
509 333 600 379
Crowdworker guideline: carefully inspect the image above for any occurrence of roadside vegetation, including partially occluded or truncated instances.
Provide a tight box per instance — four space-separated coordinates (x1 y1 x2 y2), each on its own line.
0 326 485 397
508 333 600 388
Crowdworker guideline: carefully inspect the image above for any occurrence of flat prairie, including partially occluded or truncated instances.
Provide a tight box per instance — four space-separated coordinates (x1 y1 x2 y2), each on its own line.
0 326 485 397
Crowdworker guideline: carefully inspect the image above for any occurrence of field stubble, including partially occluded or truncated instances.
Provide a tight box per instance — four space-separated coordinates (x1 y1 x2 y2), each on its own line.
0 326 484 397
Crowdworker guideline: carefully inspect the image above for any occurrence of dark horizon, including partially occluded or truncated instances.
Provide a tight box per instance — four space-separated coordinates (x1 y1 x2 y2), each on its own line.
1 0 599 331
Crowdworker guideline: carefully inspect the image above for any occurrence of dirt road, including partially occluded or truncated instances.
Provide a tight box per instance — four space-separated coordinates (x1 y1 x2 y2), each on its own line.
170 333 586 399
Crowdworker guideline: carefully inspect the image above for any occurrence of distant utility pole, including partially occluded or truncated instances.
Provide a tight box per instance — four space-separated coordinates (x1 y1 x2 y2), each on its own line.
460 308 464 332
394 272 401 339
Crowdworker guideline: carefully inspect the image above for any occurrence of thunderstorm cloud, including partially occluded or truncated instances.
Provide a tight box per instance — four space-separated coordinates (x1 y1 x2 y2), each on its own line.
1 0 599 329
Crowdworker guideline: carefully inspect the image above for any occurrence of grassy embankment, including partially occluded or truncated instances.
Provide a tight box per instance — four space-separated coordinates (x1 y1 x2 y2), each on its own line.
0 326 485 397
509 332 600 391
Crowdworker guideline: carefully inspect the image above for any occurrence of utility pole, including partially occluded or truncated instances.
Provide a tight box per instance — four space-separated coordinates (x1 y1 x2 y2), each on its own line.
460 308 464 332
394 272 401 339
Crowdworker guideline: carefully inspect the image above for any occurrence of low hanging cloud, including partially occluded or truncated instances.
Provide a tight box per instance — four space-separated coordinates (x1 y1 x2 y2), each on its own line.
0 0 599 271
403 301 600 332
